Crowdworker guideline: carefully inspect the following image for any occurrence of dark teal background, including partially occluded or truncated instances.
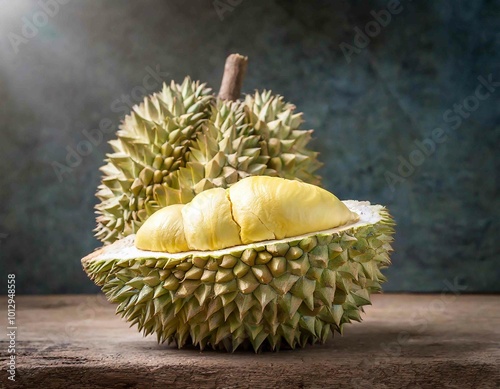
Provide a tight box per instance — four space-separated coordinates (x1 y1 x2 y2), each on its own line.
1 0 498 293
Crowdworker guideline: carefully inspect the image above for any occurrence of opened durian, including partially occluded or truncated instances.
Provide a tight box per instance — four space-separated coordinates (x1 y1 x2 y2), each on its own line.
95 77 322 245
83 176 394 351
84 56 394 352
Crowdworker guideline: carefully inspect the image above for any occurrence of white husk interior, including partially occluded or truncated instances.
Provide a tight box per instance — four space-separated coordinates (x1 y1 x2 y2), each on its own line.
92 201 383 262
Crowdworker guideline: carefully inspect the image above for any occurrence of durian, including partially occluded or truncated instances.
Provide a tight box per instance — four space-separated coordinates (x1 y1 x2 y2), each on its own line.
83 176 394 352
95 77 322 245
85 56 395 352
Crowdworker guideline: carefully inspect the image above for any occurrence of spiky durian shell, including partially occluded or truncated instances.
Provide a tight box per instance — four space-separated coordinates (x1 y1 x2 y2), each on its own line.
95 79 322 245
83 202 394 352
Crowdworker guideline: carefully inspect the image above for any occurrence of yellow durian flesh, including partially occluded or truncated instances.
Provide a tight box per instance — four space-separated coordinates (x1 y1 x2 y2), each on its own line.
228 176 359 244
135 176 359 253
135 204 189 253
181 188 241 251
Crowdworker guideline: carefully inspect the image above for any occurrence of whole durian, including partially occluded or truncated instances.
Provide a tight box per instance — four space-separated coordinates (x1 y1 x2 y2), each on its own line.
82 176 394 352
95 77 322 244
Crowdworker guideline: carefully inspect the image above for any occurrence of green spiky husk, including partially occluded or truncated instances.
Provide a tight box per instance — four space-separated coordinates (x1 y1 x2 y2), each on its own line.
83 203 394 352
95 78 322 245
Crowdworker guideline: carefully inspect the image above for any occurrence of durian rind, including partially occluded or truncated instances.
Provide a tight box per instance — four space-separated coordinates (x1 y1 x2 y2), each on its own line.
83 201 394 352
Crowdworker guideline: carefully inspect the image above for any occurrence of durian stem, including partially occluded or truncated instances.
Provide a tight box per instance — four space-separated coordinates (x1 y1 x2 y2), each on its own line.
218 53 248 101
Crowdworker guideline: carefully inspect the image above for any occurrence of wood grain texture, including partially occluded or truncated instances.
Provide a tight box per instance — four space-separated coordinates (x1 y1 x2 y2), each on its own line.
1 294 498 388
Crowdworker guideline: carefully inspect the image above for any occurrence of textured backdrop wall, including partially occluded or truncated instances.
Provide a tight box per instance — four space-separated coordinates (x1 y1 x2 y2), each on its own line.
0 0 498 293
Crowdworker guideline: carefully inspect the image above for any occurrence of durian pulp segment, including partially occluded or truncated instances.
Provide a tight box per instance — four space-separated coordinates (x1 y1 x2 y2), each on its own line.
228 176 359 244
182 188 241 251
135 176 359 253
134 204 189 253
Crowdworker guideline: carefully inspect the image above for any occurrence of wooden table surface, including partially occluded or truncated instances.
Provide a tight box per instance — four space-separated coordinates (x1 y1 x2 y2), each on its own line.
1 294 498 388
